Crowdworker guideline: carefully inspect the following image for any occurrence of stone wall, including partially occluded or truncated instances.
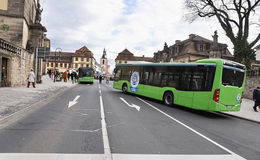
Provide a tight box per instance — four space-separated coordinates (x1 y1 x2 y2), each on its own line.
243 76 260 99
0 16 24 47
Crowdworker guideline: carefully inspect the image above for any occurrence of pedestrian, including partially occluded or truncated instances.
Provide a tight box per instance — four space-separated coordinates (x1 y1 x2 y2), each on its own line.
253 87 260 112
27 69 36 88
71 71 75 84
99 75 102 84
63 71 68 82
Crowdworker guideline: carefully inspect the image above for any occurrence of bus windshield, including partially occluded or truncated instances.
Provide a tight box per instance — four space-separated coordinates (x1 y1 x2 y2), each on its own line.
222 66 244 87
78 68 94 77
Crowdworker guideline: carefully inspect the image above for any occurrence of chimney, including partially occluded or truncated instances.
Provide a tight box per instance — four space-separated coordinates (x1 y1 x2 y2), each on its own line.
189 34 195 39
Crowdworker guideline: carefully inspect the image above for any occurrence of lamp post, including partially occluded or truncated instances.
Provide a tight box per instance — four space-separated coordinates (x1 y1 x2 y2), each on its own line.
54 48 62 82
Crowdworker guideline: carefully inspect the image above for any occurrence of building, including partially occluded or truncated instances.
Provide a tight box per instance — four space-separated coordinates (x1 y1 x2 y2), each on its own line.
115 48 153 64
45 46 96 72
154 32 233 63
250 44 260 70
100 48 110 75
0 0 46 87
255 44 260 61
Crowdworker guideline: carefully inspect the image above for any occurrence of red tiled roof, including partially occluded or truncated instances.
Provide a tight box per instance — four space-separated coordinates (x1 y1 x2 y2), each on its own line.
73 46 94 58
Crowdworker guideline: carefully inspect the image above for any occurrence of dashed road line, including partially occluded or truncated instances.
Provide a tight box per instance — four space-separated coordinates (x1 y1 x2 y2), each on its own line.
99 85 112 160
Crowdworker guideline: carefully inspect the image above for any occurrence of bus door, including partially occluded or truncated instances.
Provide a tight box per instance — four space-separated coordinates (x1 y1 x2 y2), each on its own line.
219 66 245 108
176 67 194 107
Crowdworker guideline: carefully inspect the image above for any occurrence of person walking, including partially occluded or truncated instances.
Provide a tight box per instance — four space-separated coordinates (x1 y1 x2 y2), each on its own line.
253 87 260 112
27 69 36 88
99 75 102 84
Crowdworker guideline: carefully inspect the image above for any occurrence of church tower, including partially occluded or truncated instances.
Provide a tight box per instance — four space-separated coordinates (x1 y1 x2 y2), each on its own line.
100 48 109 75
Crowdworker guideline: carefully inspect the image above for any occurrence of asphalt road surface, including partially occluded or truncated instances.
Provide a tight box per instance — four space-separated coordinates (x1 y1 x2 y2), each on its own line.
0 80 259 160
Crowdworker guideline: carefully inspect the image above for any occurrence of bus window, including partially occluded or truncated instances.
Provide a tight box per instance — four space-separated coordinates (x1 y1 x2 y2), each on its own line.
222 67 244 87
161 74 168 86
114 68 121 81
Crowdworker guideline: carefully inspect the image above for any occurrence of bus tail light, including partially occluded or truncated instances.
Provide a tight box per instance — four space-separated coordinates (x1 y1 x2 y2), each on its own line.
213 89 220 103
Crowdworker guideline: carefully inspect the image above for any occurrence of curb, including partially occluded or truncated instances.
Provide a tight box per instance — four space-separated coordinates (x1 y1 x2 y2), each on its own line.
0 84 78 127
218 112 260 124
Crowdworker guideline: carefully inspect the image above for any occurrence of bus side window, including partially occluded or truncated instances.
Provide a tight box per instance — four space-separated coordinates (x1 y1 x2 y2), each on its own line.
148 72 154 85
152 72 161 86
161 74 168 87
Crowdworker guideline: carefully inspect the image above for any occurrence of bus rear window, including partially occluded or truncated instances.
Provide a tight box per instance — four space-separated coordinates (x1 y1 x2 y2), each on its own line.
222 67 244 87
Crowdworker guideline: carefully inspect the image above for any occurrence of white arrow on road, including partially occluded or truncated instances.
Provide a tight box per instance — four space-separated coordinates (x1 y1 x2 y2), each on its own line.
120 97 140 111
68 95 80 108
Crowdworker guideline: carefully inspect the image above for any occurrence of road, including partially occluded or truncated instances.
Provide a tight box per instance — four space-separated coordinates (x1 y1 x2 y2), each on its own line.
0 81 259 160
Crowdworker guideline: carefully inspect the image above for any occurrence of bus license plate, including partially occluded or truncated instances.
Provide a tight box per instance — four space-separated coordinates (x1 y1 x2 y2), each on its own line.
226 105 234 108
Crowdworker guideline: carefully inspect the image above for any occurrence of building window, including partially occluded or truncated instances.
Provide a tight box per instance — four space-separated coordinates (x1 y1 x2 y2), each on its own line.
200 44 203 51
0 0 8 10
64 63 67 68
81 57 84 61
47 63 49 67
75 64 78 68
55 63 58 67
51 63 53 67
75 57 78 61
125 61 127 63
60 63 62 67
119 61 122 64
102 60 105 64
87 58 89 62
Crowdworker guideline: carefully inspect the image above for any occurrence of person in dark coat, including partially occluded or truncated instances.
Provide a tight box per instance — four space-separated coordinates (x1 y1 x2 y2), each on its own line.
253 87 260 112
99 75 102 84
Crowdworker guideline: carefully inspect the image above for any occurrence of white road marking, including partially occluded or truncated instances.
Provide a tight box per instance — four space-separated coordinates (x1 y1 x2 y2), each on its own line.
99 89 112 160
0 153 246 160
68 95 80 108
136 97 246 160
120 97 141 111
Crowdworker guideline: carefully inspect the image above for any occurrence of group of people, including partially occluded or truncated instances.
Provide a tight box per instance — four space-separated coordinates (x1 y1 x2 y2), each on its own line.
47 69 78 84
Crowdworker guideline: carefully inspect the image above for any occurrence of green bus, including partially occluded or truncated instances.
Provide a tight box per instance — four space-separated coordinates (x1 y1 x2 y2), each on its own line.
78 67 94 84
113 59 246 111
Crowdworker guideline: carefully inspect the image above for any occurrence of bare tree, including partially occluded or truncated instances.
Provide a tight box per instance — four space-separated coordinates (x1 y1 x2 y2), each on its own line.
185 0 260 68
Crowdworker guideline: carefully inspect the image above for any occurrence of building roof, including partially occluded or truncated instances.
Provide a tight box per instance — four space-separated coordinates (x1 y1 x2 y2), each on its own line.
134 56 154 62
49 52 74 57
255 44 260 50
115 48 135 61
73 46 94 58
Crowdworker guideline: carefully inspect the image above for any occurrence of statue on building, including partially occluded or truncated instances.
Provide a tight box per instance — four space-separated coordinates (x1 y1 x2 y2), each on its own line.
212 30 218 44
35 3 43 23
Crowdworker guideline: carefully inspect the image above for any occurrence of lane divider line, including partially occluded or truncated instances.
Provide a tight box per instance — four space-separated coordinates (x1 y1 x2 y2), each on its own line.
99 87 112 160
136 97 245 160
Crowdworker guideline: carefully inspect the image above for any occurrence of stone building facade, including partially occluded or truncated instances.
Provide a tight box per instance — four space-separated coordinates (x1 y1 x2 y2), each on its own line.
45 46 96 72
154 32 233 63
0 0 46 87
115 48 153 64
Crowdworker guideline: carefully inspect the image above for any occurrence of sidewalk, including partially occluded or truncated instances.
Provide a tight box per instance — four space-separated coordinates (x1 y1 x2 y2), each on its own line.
0 75 76 120
221 99 260 123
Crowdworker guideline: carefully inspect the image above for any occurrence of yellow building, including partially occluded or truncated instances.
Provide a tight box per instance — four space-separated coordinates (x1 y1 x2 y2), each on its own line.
45 46 96 72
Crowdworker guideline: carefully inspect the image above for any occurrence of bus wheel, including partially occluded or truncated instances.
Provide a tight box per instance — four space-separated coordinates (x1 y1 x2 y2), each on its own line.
163 92 173 106
122 84 128 94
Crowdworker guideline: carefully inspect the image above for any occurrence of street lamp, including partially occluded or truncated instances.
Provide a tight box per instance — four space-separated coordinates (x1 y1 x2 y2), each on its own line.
54 48 62 82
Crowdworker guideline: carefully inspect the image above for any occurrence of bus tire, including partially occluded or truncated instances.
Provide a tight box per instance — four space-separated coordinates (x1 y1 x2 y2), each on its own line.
163 91 174 106
122 83 128 94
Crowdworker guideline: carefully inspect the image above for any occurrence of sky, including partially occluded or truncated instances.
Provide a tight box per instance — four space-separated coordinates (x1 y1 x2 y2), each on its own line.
41 0 258 71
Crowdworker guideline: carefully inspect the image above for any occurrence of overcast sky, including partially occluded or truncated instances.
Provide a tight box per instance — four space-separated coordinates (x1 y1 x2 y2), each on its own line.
41 0 255 70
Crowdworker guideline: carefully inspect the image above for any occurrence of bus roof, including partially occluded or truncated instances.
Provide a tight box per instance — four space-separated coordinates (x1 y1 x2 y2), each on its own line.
116 59 245 69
